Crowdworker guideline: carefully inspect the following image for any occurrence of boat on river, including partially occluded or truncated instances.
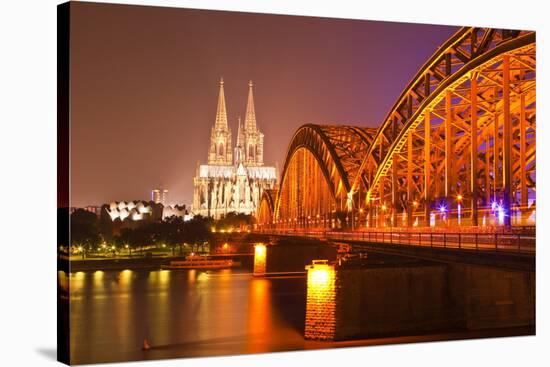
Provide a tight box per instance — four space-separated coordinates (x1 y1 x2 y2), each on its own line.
161 255 236 270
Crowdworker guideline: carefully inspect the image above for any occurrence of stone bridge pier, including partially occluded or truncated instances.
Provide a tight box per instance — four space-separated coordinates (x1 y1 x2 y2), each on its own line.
304 258 535 341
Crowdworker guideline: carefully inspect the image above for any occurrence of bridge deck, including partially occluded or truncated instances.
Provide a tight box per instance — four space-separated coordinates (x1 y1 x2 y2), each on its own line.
254 229 535 271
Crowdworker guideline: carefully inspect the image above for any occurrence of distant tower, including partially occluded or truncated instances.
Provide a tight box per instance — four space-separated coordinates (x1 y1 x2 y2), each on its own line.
152 188 168 205
208 78 233 165
243 80 264 166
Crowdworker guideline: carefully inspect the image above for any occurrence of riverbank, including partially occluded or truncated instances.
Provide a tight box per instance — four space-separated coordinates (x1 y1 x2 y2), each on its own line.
69 254 254 271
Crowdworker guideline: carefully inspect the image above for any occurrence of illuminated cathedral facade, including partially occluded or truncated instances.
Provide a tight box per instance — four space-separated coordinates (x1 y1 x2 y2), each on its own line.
192 79 277 219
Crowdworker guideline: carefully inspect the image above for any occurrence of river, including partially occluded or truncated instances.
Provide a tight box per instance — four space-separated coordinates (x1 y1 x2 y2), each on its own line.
69 268 314 364
68 263 533 364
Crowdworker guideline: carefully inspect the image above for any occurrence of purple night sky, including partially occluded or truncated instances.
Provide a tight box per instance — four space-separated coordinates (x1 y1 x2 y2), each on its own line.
69 2 458 207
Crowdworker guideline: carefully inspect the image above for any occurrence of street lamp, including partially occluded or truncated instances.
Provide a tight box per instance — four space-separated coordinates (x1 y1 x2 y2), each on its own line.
438 203 448 225
456 194 463 225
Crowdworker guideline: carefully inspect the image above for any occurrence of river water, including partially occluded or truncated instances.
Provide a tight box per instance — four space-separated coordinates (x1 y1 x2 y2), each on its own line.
68 263 533 364
69 268 315 364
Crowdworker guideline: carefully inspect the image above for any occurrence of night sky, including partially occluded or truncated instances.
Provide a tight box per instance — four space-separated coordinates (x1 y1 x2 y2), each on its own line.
70 2 458 207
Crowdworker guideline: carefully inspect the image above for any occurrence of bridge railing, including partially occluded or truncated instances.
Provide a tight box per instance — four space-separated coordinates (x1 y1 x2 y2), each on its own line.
255 229 535 254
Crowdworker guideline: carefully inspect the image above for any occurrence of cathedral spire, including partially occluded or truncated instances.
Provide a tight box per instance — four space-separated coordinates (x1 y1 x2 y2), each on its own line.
236 117 244 146
244 80 257 132
235 117 244 164
215 77 228 130
208 78 232 165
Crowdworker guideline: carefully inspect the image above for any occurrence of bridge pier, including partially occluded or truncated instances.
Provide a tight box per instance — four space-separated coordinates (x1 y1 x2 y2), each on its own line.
303 257 534 341
304 260 337 340
253 243 266 276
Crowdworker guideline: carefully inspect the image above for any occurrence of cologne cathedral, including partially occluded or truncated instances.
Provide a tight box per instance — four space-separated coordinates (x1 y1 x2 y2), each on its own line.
192 79 277 219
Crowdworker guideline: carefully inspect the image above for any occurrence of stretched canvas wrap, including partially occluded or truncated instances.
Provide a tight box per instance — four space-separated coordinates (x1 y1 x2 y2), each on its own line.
57 1 536 365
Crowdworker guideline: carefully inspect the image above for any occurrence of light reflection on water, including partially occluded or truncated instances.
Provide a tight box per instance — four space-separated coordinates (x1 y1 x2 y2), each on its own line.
69 269 307 364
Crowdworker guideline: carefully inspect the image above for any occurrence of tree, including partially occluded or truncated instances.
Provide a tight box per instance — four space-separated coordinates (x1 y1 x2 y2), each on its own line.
70 209 101 257
116 228 134 256
159 216 186 255
216 211 255 231
98 204 114 243
185 215 213 253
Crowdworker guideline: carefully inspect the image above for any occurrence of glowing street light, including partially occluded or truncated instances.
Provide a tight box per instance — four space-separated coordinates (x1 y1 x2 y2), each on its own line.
438 203 448 224
496 204 506 225
456 194 463 225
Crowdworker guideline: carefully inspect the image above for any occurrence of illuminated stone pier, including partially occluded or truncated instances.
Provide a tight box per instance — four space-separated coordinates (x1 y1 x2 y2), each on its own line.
253 243 267 276
304 260 337 340
304 256 534 341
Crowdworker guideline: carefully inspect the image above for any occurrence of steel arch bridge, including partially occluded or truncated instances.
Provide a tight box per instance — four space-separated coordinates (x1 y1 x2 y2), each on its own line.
258 27 536 231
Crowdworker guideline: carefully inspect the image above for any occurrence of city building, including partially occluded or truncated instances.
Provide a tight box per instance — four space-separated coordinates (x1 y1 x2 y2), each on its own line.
100 200 192 237
103 200 163 225
84 205 101 216
151 188 168 205
193 79 277 219
162 204 193 221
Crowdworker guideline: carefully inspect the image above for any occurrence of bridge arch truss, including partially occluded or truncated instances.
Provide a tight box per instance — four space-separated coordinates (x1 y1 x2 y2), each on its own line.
259 27 536 230
272 124 377 228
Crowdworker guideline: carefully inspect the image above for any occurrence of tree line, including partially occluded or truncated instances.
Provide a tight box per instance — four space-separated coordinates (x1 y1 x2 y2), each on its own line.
63 208 254 257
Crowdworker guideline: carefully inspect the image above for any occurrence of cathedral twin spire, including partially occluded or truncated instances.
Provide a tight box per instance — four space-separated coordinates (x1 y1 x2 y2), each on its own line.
244 80 257 132
213 78 256 131
214 78 228 130
208 78 263 167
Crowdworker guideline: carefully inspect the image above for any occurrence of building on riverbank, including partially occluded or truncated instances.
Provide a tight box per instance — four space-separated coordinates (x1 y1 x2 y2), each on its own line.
98 200 192 238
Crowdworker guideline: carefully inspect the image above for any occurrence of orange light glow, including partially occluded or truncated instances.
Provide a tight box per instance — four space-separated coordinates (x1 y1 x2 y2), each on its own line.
253 244 267 276
305 260 336 340
309 267 330 286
